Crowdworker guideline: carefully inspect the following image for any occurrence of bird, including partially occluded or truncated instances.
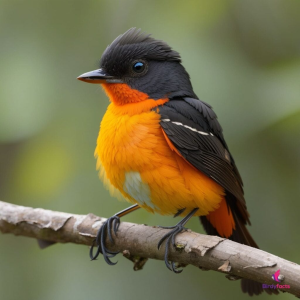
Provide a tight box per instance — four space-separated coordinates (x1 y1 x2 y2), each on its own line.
78 28 277 296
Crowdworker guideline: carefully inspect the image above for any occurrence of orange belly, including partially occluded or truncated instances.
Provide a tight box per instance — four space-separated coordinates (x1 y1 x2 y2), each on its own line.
95 100 225 217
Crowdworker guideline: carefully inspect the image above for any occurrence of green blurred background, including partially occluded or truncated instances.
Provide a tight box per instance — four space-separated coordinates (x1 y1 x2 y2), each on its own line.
0 0 299 299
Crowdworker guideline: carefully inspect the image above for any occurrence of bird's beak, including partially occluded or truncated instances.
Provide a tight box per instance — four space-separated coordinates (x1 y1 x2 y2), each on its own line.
77 69 122 84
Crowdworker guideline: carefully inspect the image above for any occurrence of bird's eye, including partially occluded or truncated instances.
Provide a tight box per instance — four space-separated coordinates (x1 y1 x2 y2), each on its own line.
132 61 146 73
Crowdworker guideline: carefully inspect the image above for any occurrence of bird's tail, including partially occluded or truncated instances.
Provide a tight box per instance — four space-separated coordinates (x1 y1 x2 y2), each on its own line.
200 195 278 296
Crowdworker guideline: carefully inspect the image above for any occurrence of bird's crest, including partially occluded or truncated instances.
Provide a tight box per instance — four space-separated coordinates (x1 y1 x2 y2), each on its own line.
100 28 181 69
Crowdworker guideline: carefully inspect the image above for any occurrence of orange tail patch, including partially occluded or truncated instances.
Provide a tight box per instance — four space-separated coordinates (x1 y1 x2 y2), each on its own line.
206 198 235 238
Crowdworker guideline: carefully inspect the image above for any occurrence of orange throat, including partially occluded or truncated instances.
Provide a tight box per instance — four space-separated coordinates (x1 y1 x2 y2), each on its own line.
101 83 168 114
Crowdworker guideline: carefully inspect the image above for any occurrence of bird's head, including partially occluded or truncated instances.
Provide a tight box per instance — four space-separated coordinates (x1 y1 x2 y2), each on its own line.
78 28 197 105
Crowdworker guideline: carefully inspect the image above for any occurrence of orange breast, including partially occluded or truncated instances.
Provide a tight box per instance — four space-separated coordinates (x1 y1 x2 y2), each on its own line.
95 84 225 216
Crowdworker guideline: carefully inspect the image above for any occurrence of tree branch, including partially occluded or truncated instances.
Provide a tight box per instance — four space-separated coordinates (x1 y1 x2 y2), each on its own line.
0 200 299 297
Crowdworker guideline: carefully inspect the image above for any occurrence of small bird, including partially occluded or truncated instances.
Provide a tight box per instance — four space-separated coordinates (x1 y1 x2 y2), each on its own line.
78 28 277 296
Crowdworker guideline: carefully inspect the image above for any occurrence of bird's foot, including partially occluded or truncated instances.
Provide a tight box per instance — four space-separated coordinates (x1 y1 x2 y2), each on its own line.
89 215 120 265
157 224 187 273
156 208 198 273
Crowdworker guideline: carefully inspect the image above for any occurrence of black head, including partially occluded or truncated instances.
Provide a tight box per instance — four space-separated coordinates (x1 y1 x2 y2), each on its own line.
78 28 197 100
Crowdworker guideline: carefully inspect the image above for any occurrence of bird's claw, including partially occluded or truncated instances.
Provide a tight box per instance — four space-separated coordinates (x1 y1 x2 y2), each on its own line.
89 215 121 265
157 224 186 273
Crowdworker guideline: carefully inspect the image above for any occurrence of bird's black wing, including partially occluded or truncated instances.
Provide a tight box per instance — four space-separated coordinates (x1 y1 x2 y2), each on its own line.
158 98 272 296
158 97 245 205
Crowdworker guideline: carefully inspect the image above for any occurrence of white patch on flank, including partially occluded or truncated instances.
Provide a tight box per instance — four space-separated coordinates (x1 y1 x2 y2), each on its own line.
171 121 209 135
123 171 155 209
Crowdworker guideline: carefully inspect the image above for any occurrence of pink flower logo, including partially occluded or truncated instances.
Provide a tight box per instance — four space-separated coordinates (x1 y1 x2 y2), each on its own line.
272 270 280 282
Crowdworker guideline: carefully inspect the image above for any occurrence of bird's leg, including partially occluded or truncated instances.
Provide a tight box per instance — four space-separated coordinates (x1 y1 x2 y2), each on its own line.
90 204 140 265
157 208 198 273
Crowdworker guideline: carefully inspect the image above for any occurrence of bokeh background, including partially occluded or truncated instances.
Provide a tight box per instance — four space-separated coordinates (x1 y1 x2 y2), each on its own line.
0 0 299 299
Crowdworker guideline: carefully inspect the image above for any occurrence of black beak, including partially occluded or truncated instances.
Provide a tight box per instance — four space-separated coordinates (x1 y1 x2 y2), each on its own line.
77 69 122 84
